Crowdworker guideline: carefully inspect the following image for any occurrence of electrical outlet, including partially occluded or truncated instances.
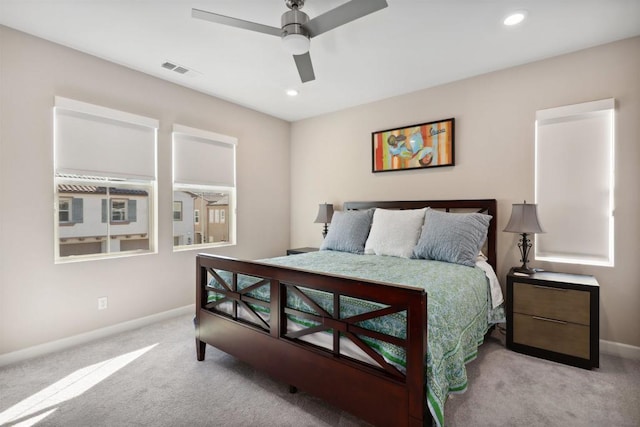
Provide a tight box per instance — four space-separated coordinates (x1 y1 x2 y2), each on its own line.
98 297 108 310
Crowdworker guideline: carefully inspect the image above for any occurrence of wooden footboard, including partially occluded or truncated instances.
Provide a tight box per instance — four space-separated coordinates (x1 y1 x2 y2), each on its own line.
195 254 429 427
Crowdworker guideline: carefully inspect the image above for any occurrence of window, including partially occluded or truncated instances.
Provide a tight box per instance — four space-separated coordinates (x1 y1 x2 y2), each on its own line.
58 197 84 224
59 198 71 223
173 201 183 221
54 97 158 261
111 199 127 222
535 98 614 267
172 124 236 249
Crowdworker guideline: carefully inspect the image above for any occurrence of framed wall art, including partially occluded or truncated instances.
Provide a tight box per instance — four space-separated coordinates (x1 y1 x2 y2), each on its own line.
372 118 455 173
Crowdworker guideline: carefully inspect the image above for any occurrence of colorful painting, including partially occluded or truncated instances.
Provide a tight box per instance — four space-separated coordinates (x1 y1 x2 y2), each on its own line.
372 118 455 172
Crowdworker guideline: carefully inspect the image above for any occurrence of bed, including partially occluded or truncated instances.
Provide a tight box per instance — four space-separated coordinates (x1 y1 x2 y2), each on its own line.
195 199 504 427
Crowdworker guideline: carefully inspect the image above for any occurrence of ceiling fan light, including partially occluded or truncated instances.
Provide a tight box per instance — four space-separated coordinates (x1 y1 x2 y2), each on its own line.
282 33 310 55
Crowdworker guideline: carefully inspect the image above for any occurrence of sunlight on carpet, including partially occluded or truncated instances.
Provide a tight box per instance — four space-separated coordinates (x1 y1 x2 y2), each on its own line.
0 344 158 426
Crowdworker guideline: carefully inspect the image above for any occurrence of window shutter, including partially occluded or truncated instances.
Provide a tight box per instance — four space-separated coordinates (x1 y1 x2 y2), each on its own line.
172 125 236 187
128 200 137 222
102 199 108 223
72 198 84 223
54 97 158 180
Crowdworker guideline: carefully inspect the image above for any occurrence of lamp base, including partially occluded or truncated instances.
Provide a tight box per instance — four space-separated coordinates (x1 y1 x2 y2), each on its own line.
513 233 535 275
513 266 536 275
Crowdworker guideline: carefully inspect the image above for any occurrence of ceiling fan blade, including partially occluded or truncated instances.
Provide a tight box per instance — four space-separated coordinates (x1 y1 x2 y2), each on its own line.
293 52 315 83
192 8 281 37
304 0 388 38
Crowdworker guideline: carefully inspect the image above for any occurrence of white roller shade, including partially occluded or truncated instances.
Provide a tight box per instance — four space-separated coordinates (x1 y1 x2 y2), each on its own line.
535 98 614 266
54 97 158 180
173 124 237 187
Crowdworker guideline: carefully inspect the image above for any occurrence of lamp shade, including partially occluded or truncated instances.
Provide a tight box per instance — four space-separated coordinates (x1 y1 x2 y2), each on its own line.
314 203 334 224
504 202 544 234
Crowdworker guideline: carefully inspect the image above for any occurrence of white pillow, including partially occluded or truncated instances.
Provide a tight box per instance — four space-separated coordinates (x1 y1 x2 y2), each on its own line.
364 208 427 258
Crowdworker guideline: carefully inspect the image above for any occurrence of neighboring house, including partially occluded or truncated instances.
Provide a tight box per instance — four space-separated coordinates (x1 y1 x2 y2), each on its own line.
174 191 229 246
206 202 229 243
57 184 150 256
172 191 195 246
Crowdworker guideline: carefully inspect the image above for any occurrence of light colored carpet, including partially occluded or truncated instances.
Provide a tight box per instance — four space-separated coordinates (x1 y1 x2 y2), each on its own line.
1 314 638 426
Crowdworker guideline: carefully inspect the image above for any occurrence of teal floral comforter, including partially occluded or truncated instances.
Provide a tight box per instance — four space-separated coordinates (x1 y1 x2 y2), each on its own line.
206 251 505 427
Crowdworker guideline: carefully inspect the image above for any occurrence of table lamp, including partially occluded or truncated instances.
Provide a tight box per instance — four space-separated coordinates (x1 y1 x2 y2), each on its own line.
314 203 334 238
504 201 544 274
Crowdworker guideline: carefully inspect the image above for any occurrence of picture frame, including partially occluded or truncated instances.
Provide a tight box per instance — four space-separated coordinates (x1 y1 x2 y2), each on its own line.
372 118 455 173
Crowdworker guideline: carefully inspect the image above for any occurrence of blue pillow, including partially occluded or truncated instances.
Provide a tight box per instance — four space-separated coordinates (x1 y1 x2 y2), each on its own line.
413 208 492 267
320 209 374 254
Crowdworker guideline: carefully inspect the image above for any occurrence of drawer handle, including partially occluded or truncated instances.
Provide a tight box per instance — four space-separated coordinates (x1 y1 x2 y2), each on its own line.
532 316 567 325
533 285 568 292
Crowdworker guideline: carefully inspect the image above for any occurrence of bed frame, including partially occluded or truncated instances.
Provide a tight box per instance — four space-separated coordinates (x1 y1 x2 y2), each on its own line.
195 199 497 427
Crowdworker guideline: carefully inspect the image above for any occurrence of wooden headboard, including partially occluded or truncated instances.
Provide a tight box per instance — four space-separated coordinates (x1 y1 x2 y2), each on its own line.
343 199 498 272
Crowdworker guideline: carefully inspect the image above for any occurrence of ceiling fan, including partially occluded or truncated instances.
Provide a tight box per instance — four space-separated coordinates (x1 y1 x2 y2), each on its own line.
192 0 388 83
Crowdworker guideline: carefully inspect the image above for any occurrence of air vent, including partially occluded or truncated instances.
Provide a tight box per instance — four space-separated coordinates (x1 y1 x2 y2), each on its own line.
161 61 193 75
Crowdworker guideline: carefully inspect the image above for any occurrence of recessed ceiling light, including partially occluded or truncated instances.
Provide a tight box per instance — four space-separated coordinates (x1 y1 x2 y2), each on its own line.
286 89 299 97
504 11 527 26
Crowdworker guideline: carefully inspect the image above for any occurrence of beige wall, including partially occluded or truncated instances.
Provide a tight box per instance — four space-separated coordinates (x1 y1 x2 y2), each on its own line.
1 25 638 357
0 26 291 355
290 37 640 348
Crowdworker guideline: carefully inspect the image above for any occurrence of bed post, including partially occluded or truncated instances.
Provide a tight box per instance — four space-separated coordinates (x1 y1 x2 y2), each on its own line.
485 199 497 272
406 291 429 426
195 256 206 361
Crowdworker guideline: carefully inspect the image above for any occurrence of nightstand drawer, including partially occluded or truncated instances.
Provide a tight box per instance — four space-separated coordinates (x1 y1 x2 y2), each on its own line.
513 313 590 359
513 282 590 325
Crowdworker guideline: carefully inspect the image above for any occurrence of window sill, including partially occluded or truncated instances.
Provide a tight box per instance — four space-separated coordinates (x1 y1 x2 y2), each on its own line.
55 249 157 264
172 241 235 253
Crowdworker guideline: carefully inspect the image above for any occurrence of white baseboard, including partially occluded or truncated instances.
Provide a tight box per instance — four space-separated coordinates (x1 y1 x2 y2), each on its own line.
600 339 640 360
0 304 194 368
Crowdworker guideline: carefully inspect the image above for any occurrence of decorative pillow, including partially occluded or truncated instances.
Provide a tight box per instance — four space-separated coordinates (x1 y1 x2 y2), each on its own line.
413 208 492 267
364 208 427 258
320 209 374 254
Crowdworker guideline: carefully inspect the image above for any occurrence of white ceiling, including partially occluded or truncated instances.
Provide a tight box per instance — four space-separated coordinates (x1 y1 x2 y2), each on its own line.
1 0 639 122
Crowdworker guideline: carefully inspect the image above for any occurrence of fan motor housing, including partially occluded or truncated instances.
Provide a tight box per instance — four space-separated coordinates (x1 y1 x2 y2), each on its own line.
281 8 309 38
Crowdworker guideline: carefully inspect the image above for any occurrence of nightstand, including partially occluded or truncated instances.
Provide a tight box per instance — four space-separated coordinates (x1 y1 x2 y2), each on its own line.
506 269 599 369
286 247 319 255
